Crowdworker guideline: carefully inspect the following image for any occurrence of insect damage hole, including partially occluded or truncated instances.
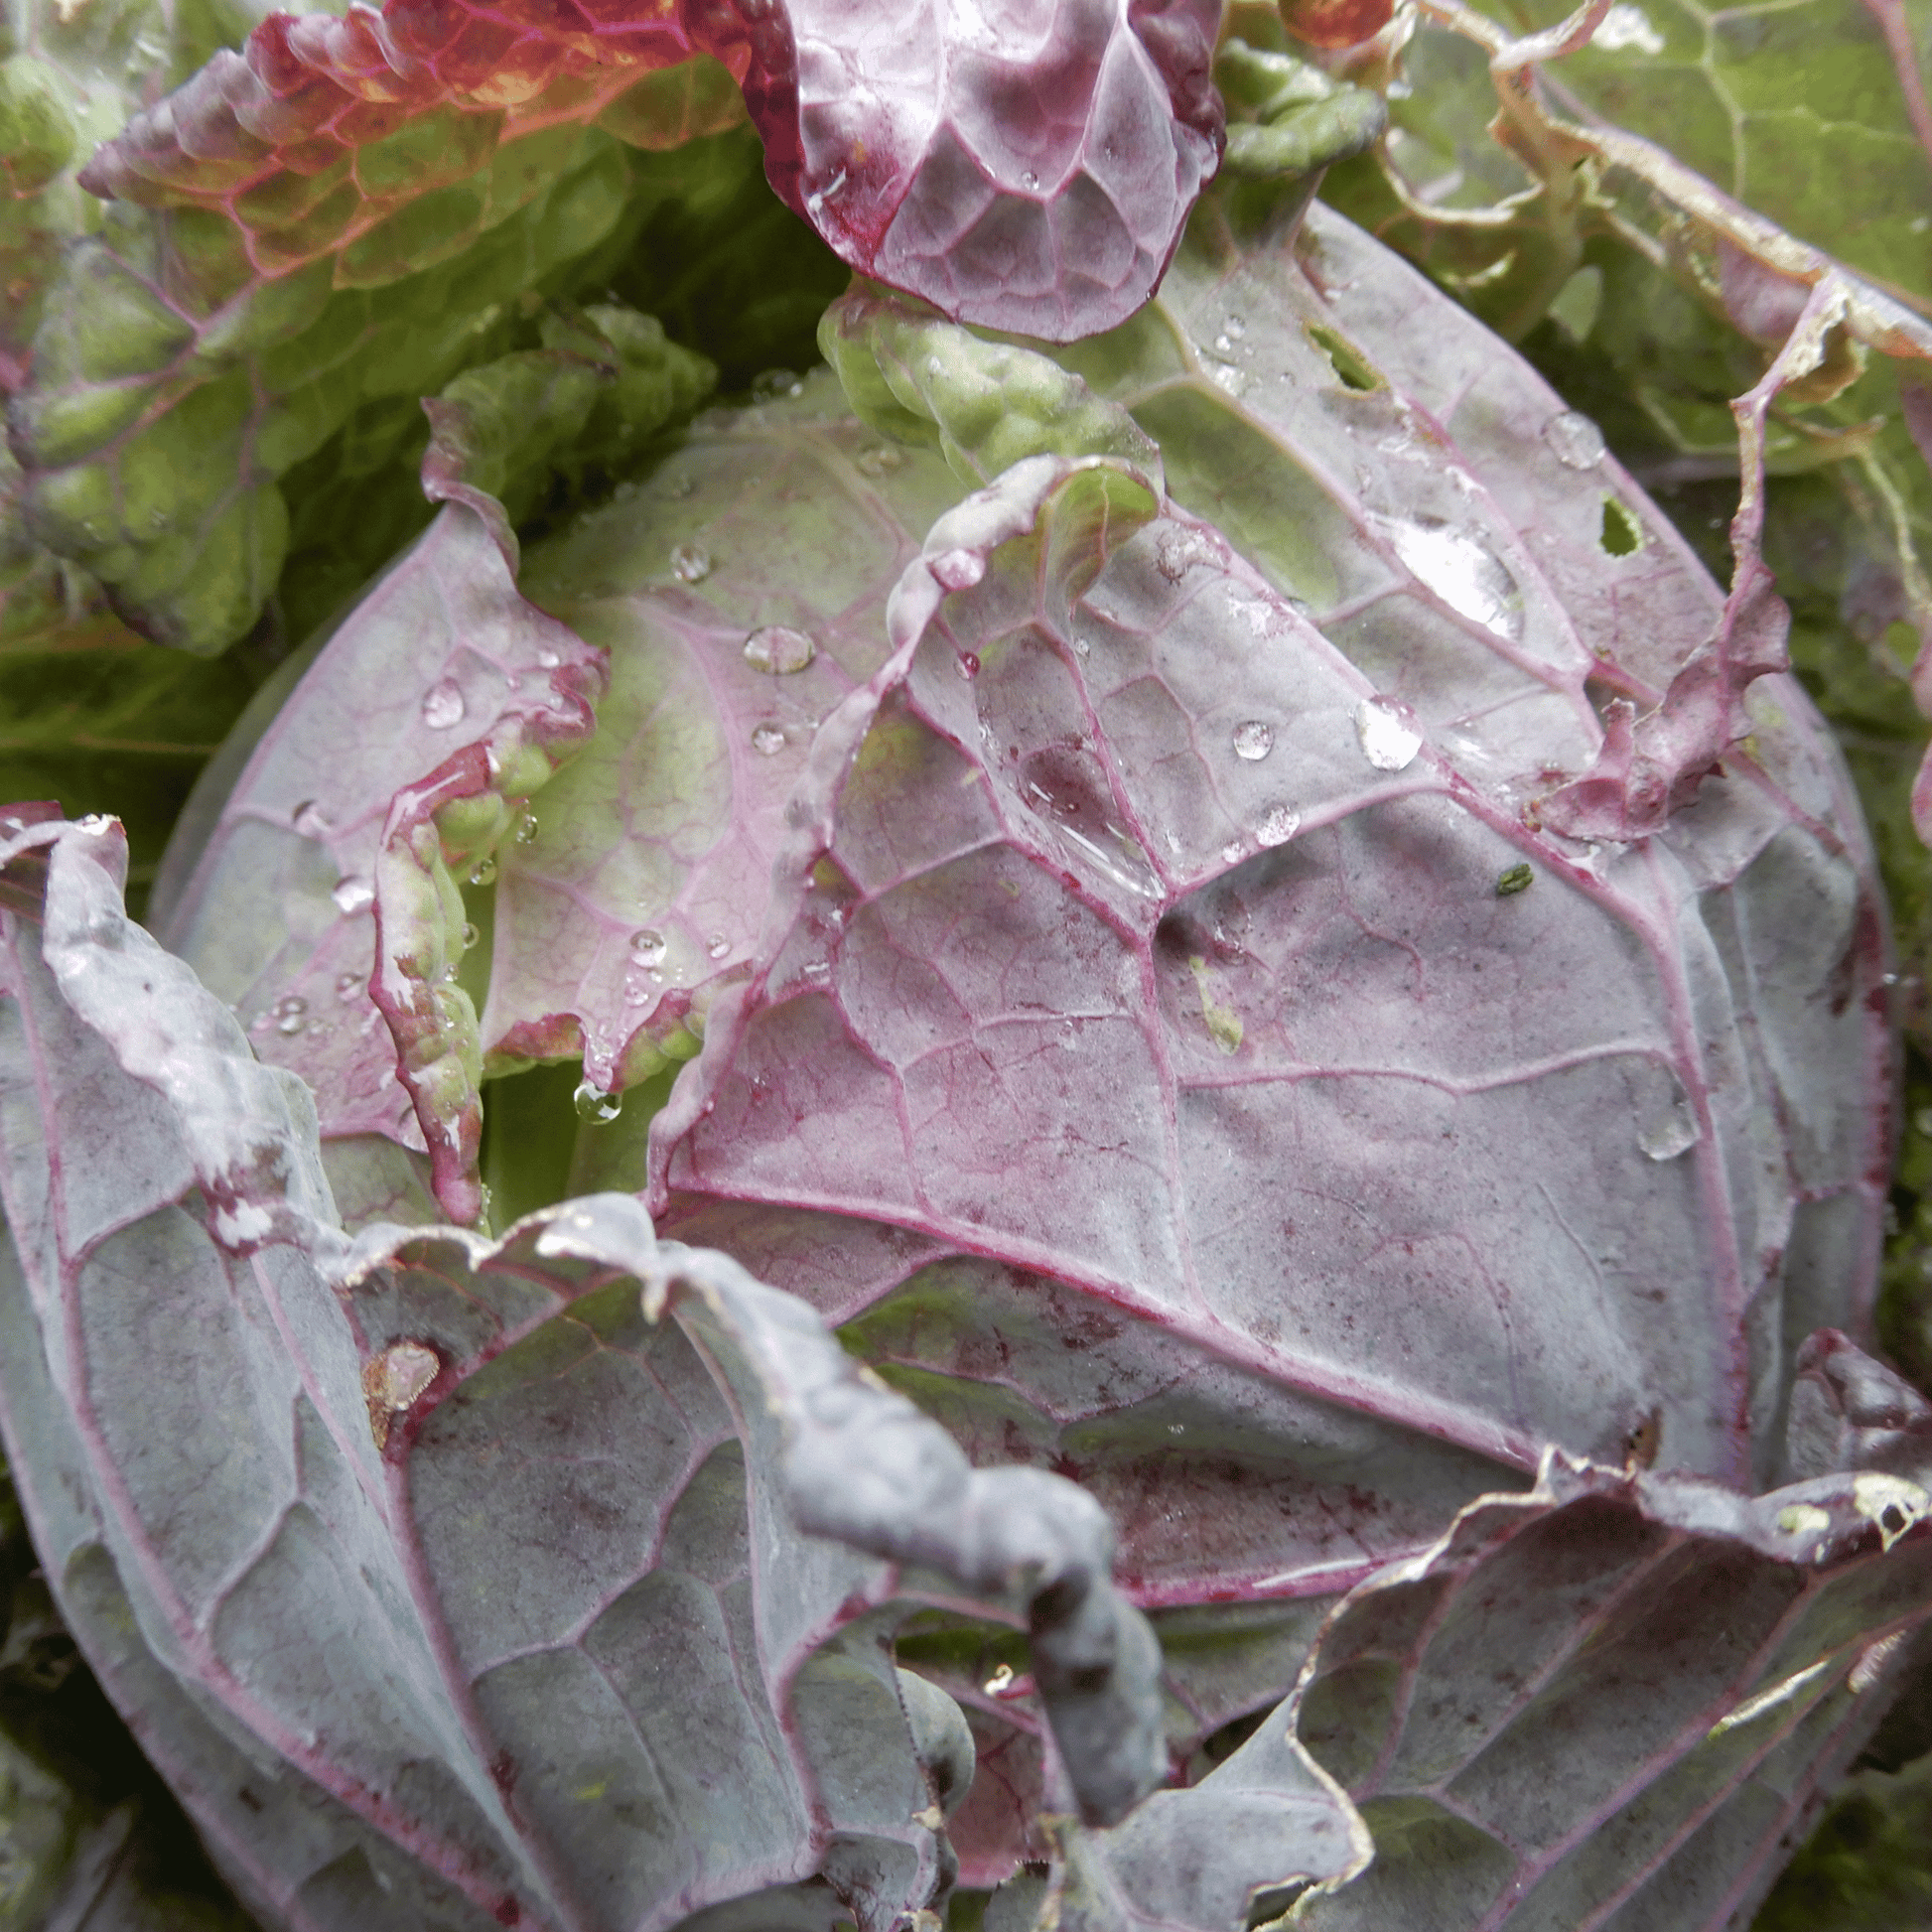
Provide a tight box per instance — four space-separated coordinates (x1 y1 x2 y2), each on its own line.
1599 496 1644 557
1306 323 1381 392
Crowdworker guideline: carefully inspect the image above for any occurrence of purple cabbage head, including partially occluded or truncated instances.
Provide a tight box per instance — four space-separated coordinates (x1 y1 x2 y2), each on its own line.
0 13 1926 1932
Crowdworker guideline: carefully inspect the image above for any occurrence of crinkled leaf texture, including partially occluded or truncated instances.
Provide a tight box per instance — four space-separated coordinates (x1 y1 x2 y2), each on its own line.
646 191 1893 1709
0 814 1165 1930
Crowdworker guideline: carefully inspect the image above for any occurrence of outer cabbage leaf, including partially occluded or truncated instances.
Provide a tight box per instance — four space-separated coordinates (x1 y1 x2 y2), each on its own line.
1279 1451 1932 1932
0 813 1164 1929
8 0 1222 653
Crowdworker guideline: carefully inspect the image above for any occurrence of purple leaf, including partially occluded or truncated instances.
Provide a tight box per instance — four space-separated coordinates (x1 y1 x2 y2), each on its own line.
1285 1451 1932 1931
0 814 1162 1926
642 422 1891 1846
155 500 608 1219
490 374 965 1096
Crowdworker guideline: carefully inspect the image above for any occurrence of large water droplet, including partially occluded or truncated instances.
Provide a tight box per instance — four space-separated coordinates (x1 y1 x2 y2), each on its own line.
515 811 539 845
335 970 363 1003
670 542 713 584
536 646 561 669
421 678 466 730
1256 804 1302 847
574 1080 622 1124
1019 749 1162 900
1356 698 1424 773
856 445 906 478
1021 169 1039 190
272 993 308 1036
752 723 786 757
743 624 817 674
332 876 374 915
291 799 333 840
630 928 667 968
459 921 480 951
1639 1099 1701 1162
1544 410 1606 470
469 856 497 888
1231 720 1275 761
1380 516 1524 641
705 932 731 959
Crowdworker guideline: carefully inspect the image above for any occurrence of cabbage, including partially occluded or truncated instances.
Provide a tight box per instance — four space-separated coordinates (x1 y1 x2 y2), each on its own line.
4 2 1932 1927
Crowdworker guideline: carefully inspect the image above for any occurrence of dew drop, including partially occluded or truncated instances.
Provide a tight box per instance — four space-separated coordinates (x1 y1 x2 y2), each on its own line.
1222 314 1246 341
1355 697 1424 772
743 624 817 674
1221 838 1247 866
536 646 561 669
629 928 667 967
335 970 363 1003
272 994 308 1036
459 921 480 951
469 856 497 888
752 723 786 757
706 932 730 959
331 876 374 915
1544 409 1607 470
515 811 539 845
930 547 985 593
955 651 980 680
751 368 803 403
1639 1102 1700 1162
670 542 713 583
291 799 333 840
421 678 466 730
1256 804 1302 847
574 1079 622 1124
1231 720 1275 761
855 445 906 478
1379 515 1524 641
1021 170 1039 190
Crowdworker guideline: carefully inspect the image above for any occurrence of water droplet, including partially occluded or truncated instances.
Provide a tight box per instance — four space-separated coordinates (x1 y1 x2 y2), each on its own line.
751 368 803 403
574 1079 622 1124
1544 409 1606 470
1356 698 1424 773
291 799 333 839
629 928 667 967
515 811 539 845
670 542 712 584
706 932 730 959
272 994 308 1036
421 678 466 730
930 547 985 593
955 651 980 680
536 646 561 669
332 876 374 915
752 723 786 757
469 856 497 888
1222 315 1246 341
1220 838 1247 866
1256 804 1302 847
1639 1101 1700 1162
855 445 906 478
1213 333 1233 353
459 921 480 951
1019 749 1162 899
1021 169 1039 190
335 970 362 1003
1379 516 1524 641
743 624 817 674
1231 720 1275 761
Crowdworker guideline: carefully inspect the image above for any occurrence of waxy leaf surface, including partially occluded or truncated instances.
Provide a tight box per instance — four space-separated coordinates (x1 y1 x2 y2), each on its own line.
0 815 1161 1929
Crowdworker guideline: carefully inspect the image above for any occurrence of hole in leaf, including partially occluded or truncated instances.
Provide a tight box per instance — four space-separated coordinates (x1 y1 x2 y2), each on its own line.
1248 1880 1314 1929
1306 323 1380 392
1599 496 1643 557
